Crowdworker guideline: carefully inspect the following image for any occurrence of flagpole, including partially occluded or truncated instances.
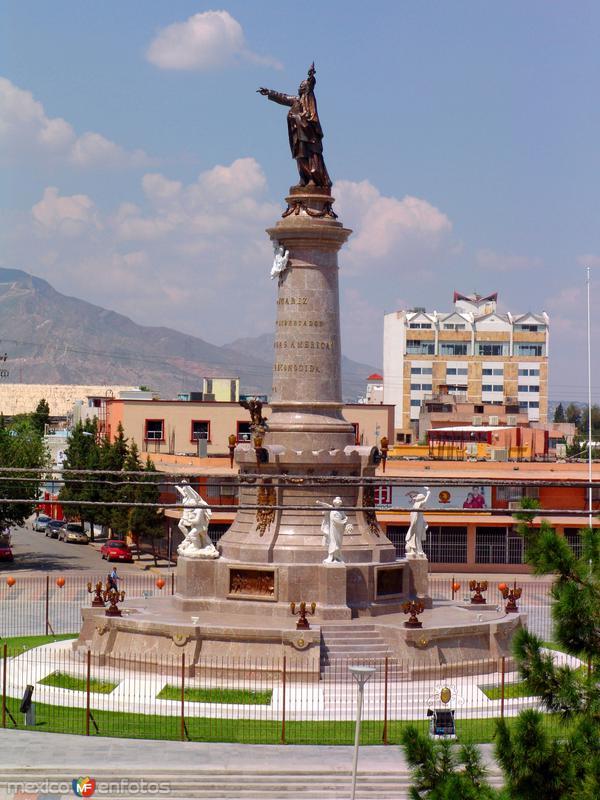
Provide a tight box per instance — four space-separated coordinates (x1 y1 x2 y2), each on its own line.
586 265 593 529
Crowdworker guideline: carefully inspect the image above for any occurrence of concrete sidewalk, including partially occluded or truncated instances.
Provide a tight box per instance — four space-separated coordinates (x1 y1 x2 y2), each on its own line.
0 730 503 799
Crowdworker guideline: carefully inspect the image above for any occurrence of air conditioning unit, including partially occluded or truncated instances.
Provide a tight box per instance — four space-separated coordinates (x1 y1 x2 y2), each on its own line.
472 415 483 426
489 415 499 426
490 448 508 462
506 415 517 426
508 501 523 510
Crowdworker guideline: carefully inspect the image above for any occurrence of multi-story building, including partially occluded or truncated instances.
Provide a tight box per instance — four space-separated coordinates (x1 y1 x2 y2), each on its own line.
383 292 549 441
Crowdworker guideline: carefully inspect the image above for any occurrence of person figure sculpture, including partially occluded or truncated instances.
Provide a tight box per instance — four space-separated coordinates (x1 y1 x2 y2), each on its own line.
405 487 430 558
271 241 290 280
316 497 353 564
176 483 219 559
257 63 332 189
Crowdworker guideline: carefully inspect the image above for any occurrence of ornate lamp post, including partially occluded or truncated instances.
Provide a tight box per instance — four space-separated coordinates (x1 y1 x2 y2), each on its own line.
499 581 522 613
104 587 126 617
228 434 237 468
380 436 389 473
87 580 105 608
290 601 316 630
402 600 425 628
469 580 488 604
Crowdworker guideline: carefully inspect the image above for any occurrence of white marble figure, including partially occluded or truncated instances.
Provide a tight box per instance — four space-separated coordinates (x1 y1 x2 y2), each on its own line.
316 497 353 564
405 487 430 558
176 484 219 559
271 241 290 280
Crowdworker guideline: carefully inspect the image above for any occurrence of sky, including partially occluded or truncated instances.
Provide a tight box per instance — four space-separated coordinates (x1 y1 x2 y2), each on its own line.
1 0 599 404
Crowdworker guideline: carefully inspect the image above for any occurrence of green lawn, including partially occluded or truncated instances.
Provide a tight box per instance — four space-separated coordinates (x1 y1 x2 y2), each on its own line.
1 634 76 657
0 694 566 745
480 682 536 700
38 671 117 694
157 685 272 705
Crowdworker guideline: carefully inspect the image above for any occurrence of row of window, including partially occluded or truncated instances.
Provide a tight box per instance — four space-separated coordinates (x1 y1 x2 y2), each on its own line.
143 420 362 446
518 385 540 393
481 384 503 392
520 401 540 410
408 323 544 333
410 383 433 391
406 342 546 357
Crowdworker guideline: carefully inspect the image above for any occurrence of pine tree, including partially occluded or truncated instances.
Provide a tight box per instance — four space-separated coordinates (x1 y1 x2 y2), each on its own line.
493 512 600 798
110 442 142 542
59 419 100 539
553 402 565 423
400 726 498 799
31 398 50 435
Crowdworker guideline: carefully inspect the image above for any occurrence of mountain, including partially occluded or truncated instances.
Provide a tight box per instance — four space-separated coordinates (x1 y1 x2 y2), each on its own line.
226 333 380 401
0 269 379 400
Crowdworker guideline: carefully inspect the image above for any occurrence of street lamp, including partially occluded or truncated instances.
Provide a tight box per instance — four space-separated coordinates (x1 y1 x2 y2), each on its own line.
348 665 376 800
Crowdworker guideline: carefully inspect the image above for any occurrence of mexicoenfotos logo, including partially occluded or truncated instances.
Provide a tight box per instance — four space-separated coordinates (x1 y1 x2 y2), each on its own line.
72 777 96 797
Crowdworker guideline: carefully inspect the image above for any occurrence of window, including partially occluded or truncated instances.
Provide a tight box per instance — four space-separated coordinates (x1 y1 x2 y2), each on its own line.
351 422 360 445
206 477 239 504
411 367 422 375
518 385 529 393
518 368 540 377
496 486 540 502
410 383 421 390
565 530 583 557
477 343 507 356
409 322 432 329
440 342 470 356
443 323 466 330
483 368 504 376
230 380 237 401
236 421 252 442
422 367 432 375
481 384 502 392
205 379 213 393
528 401 539 408
516 344 544 357
528 385 540 394
144 419 164 441
411 366 433 375
410 399 421 406
423 526 468 563
475 527 524 564
407 340 435 355
422 383 432 391
515 324 543 332
190 420 210 442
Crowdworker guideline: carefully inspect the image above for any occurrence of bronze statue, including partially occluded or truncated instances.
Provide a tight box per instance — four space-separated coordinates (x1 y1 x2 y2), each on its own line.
240 398 268 431
258 63 331 190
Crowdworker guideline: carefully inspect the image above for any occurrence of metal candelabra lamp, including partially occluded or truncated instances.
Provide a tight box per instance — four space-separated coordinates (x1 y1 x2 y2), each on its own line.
499 581 522 613
380 436 389 473
469 580 488 604
402 600 425 628
103 587 126 617
87 580 106 608
290 601 316 630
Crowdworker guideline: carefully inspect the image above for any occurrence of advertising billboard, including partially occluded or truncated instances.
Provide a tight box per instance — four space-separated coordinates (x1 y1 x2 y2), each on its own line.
374 484 490 510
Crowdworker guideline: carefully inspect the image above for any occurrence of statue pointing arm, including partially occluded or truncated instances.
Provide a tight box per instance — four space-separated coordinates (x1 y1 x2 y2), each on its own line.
257 87 295 107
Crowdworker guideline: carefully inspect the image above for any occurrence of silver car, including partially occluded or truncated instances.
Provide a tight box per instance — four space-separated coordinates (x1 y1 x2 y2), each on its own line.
58 523 89 544
33 515 52 532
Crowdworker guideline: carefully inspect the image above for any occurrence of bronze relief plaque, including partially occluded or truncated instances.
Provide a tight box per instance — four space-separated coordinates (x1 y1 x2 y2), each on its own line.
375 565 405 600
228 567 277 601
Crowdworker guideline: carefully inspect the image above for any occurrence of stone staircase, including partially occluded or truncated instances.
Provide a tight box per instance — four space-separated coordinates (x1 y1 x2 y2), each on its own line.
320 624 404 681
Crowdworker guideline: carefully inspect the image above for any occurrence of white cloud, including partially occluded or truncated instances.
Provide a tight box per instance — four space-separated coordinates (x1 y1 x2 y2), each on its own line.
475 248 542 272
333 179 452 266
146 10 282 71
32 187 101 236
0 77 151 168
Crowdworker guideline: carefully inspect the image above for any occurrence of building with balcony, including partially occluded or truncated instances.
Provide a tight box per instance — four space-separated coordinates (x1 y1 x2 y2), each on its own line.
383 292 549 441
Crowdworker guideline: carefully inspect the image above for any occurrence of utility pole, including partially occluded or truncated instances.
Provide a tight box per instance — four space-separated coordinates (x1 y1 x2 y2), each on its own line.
586 265 593 530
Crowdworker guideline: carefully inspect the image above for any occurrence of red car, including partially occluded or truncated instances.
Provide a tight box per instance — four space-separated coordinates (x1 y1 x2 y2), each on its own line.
100 540 133 563
0 542 14 562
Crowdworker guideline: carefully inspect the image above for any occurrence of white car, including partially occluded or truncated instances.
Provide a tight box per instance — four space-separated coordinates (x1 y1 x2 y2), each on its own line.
33 515 52 532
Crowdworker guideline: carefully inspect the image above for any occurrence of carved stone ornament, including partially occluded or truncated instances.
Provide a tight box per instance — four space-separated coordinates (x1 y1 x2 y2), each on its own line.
95 623 109 636
256 483 276 535
291 637 310 650
363 486 381 536
282 197 337 219
172 633 189 647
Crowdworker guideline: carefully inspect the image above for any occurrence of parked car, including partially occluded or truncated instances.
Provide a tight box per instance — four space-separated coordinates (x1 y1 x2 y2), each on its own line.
58 523 89 544
100 540 133 563
33 514 52 532
44 520 65 538
0 541 14 562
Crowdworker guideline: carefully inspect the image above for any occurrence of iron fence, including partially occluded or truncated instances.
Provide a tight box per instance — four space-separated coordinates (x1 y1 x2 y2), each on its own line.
0 643 580 745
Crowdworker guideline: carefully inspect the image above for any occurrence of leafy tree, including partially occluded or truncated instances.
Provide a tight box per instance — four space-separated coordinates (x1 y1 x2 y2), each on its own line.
58 418 101 540
553 402 565 423
95 422 129 535
110 442 142 541
565 402 582 430
0 416 48 529
128 456 164 566
400 726 498 799
31 398 50 435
